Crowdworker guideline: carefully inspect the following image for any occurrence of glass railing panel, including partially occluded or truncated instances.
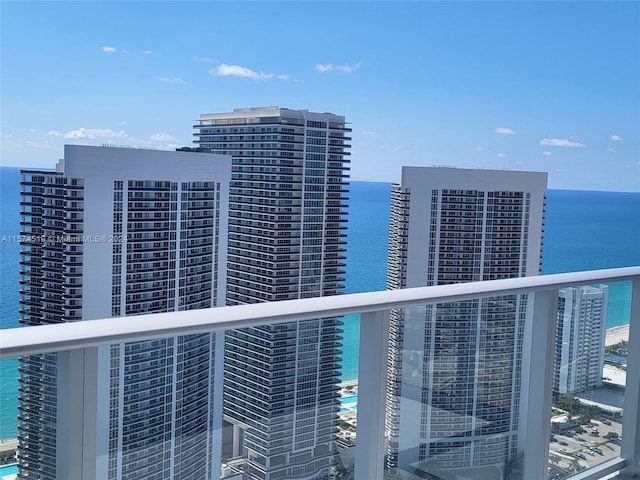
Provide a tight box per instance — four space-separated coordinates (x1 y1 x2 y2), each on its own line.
382 296 528 480
0 353 18 476
335 313 359 480
548 281 630 479
0 356 18 450
10 332 226 480
2 320 355 480
221 318 344 480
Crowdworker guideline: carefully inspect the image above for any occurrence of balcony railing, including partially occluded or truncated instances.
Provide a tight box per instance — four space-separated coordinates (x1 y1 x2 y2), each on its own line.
1 266 639 480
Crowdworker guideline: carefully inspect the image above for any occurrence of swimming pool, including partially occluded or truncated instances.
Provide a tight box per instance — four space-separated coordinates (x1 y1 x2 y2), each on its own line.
341 395 358 405
0 463 18 477
340 395 358 412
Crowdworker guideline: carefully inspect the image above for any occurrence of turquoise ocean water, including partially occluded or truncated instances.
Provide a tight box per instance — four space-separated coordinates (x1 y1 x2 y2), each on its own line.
1 167 639 439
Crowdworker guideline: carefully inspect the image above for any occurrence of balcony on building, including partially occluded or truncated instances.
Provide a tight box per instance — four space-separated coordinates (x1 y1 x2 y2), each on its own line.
1 266 639 480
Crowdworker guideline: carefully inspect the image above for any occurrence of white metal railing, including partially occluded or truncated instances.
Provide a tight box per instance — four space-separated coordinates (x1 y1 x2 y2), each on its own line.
1 266 639 480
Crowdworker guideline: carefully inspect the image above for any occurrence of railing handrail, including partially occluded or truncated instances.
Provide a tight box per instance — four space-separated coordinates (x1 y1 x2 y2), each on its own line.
1 266 639 358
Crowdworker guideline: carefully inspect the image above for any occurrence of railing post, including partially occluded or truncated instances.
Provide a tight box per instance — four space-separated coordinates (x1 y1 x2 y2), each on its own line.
56 346 106 480
620 278 640 478
523 290 558 480
354 309 389 480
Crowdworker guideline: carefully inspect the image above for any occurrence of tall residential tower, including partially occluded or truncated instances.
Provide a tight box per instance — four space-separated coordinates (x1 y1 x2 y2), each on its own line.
18 145 231 479
385 167 547 478
554 285 609 394
194 107 351 480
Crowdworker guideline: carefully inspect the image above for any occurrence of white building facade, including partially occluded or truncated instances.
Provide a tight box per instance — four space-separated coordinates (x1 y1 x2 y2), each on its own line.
194 107 350 480
18 145 231 479
554 285 609 394
385 167 547 478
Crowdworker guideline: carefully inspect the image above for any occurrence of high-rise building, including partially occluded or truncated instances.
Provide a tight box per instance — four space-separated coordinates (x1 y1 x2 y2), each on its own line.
18 145 231 480
194 107 351 480
554 285 608 394
385 166 547 477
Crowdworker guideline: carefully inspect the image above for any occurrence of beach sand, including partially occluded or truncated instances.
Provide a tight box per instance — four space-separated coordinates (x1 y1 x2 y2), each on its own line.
0 440 17 480
0 439 17 453
605 325 629 347
338 380 358 396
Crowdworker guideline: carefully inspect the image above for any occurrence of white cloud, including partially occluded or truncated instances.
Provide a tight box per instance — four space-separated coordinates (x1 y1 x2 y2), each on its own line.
316 61 363 73
475 146 483 153
143 50 153 55
63 128 128 140
608 147 616 153
29 128 38 133
277 74 290 80
337 61 363 73
498 153 507 158
150 133 174 142
58 128 181 149
539 138 586 148
102 46 117 53
494 127 516 135
542 151 552 156
362 130 377 137
212 64 282 80
47 130 62 136
194 56 215 63
159 77 185 84
609 134 623 142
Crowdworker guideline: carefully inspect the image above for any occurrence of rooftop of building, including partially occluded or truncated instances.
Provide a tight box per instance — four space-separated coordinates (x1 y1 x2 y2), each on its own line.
197 105 347 124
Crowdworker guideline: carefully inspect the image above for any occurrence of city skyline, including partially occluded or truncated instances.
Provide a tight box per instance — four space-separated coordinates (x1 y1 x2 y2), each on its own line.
1 1 639 192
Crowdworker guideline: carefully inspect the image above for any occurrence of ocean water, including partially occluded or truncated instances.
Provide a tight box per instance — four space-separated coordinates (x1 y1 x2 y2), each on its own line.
1 168 21 442
1 167 639 439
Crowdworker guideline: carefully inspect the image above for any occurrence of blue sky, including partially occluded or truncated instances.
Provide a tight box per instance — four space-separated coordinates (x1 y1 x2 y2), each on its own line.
1 1 639 191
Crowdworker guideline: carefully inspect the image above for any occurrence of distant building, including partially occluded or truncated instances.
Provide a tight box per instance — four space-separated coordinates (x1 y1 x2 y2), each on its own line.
385 166 547 476
554 285 609 394
194 107 350 480
18 145 231 479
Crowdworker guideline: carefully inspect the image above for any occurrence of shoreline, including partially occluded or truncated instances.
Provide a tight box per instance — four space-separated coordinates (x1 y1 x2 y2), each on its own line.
0 439 17 453
606 325 629 347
